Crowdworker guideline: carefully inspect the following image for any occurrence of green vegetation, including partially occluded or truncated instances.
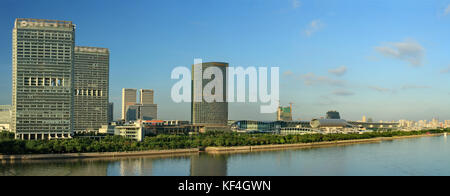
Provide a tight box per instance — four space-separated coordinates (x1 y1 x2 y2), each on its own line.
0 129 448 155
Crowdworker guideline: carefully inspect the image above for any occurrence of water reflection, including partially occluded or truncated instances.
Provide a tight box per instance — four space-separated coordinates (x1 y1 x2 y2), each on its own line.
1 135 449 176
0 160 109 176
190 154 227 176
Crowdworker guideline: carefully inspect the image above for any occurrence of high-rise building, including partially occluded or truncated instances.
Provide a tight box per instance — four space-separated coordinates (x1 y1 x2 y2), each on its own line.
139 89 157 120
125 104 140 122
277 105 293 122
73 46 109 132
12 18 75 140
122 89 158 122
362 115 367 122
139 89 154 105
124 104 157 122
139 104 157 120
0 105 11 124
191 62 228 126
122 88 137 120
326 111 341 119
108 102 114 123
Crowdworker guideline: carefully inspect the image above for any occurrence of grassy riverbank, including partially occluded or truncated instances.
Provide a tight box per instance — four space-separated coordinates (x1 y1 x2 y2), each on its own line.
0 129 448 155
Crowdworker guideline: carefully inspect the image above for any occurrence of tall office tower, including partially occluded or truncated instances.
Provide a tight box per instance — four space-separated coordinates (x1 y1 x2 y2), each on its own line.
73 46 109 132
125 105 140 122
12 18 75 140
139 104 157 120
122 88 137 120
108 102 114 123
277 105 293 122
326 111 341 119
139 89 154 105
191 62 228 126
139 89 157 120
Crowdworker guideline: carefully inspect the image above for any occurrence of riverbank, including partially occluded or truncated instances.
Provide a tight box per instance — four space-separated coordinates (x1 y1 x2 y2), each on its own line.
0 133 444 161
205 133 445 153
0 148 199 161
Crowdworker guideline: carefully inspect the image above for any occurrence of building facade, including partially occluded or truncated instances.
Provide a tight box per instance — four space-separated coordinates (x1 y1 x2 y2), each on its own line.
122 88 137 120
191 62 228 126
73 46 109 132
108 102 114 123
326 111 341 119
139 89 154 105
12 18 75 140
139 89 157 120
277 105 293 121
139 104 157 120
122 89 158 122
0 105 11 124
0 105 11 131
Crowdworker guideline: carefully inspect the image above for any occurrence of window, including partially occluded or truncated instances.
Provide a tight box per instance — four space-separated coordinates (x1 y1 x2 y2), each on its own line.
30 77 36 86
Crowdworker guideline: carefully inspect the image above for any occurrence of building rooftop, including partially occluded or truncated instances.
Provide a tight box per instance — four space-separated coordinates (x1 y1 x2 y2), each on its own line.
15 18 74 30
75 46 109 54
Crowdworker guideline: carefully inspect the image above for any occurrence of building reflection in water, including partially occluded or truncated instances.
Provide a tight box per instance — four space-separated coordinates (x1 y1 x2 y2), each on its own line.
0 160 109 176
190 154 228 176
106 158 153 176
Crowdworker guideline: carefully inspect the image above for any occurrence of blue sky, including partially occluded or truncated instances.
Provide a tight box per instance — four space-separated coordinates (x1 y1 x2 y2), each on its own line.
1 0 450 121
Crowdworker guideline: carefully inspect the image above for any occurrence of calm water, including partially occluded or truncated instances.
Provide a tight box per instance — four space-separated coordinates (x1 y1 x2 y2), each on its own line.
1 135 450 176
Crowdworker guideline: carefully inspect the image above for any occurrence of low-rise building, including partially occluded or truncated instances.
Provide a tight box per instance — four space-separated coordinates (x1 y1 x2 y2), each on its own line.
98 125 117 135
115 122 145 142
0 105 11 132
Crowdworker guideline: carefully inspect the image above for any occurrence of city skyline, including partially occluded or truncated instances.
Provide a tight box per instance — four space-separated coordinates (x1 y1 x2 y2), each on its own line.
2 0 450 122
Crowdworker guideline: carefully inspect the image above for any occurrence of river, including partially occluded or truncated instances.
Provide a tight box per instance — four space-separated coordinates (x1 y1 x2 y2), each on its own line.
1 135 449 176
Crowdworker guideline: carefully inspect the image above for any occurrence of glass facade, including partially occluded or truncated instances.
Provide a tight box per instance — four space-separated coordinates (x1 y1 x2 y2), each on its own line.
191 62 228 126
73 46 109 132
12 18 75 140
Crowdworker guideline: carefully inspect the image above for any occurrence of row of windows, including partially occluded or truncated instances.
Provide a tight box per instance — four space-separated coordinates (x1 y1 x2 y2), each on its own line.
17 31 72 37
17 45 71 49
17 55 71 59
23 77 64 86
16 60 72 64
17 42 72 47
75 89 103 97
17 35 72 41
18 49 71 53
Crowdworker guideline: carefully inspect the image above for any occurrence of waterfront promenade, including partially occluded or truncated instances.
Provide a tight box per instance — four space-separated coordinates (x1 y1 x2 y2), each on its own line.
0 133 444 161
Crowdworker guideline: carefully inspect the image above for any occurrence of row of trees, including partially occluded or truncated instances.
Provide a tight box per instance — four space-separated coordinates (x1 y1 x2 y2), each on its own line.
0 129 447 155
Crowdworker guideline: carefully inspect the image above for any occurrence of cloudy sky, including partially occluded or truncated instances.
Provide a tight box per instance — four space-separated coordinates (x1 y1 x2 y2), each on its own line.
1 0 450 122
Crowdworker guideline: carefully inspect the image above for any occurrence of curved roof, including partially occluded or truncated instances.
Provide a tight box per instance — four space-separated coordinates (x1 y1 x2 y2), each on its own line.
310 119 351 128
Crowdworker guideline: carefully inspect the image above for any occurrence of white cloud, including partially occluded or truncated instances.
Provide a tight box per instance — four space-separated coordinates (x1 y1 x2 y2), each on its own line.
445 4 450 15
304 19 324 37
440 65 450 74
332 90 354 96
292 0 301 9
368 86 391 93
328 66 347 76
314 95 339 106
375 39 425 67
301 72 345 86
283 70 294 76
401 85 431 90
368 85 430 93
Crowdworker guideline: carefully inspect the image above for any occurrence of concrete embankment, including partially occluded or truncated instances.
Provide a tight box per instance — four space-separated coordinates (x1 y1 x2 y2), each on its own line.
0 148 199 161
0 133 444 161
205 133 444 153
